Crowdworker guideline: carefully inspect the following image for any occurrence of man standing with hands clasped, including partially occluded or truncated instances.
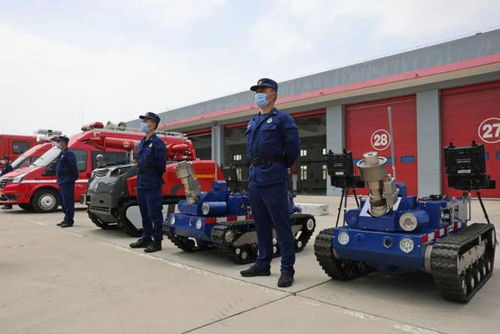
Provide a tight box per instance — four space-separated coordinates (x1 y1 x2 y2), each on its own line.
129 112 167 253
240 78 300 287
56 136 79 228
1 155 14 210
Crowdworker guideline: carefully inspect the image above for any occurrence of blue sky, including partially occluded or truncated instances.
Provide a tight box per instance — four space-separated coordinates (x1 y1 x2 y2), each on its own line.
0 0 499 135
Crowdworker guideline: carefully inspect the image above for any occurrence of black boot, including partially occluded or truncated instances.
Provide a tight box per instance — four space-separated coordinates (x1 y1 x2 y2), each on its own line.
57 221 66 226
144 240 162 253
129 239 151 249
240 265 271 277
278 274 294 288
60 222 74 228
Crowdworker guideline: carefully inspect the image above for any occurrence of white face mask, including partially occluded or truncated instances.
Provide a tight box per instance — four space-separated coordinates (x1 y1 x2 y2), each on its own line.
56 143 62 149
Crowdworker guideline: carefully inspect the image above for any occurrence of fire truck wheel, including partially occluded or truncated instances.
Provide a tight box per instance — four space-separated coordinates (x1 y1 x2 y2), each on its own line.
31 189 60 213
19 203 34 212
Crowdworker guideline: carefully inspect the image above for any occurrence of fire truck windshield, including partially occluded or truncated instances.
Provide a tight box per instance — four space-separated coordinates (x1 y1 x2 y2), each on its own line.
32 146 61 167
11 155 32 169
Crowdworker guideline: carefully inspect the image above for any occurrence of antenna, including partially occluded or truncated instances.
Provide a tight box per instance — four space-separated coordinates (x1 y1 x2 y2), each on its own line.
387 106 397 178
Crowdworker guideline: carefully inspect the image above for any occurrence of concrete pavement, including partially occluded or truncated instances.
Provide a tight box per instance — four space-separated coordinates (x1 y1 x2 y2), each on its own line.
0 197 499 334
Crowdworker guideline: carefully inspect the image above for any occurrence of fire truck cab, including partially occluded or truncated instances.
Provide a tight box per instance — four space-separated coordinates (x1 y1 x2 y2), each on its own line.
8 142 55 171
0 134 37 167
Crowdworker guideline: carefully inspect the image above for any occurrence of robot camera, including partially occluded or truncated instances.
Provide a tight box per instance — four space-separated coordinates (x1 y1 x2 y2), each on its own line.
326 149 364 189
443 141 496 191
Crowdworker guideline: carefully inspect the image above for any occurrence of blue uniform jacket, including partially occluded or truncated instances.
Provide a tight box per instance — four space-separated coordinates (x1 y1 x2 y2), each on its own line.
56 149 79 185
1 163 13 176
136 134 167 189
246 108 300 187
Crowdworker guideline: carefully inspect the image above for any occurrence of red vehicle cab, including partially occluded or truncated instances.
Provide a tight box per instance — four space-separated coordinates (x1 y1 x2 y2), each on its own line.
0 134 37 167
9 142 55 171
0 122 192 212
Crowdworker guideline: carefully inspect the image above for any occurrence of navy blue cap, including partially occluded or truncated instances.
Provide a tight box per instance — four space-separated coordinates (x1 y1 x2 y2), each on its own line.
57 135 70 143
250 78 278 92
3 155 9 160
139 112 161 125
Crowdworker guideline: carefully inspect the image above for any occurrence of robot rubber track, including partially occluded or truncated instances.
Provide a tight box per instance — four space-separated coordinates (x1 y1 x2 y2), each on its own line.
164 228 212 252
430 223 496 303
314 228 371 280
167 213 316 264
212 213 315 264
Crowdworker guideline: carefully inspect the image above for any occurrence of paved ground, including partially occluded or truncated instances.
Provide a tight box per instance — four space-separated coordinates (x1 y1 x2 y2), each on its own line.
0 197 499 334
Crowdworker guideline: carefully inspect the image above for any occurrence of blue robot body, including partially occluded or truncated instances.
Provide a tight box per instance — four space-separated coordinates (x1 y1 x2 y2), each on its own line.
165 162 316 264
316 149 495 303
335 191 468 273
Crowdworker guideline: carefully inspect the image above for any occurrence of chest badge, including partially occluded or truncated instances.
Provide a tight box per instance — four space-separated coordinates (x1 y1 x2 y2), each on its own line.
148 143 153 148
267 118 273 124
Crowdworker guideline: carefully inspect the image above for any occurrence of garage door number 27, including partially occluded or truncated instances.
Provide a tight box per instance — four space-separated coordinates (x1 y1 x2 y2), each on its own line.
478 117 500 144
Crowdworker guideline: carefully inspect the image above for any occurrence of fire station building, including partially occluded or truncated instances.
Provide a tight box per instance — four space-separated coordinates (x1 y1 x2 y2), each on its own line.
127 29 500 198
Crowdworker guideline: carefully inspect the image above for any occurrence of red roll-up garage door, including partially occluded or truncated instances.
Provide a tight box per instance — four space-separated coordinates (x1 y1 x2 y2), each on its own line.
345 95 418 195
441 81 500 198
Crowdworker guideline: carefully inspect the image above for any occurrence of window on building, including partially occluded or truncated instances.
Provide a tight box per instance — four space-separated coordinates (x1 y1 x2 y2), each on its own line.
322 164 327 180
224 124 250 182
294 113 326 195
300 165 308 180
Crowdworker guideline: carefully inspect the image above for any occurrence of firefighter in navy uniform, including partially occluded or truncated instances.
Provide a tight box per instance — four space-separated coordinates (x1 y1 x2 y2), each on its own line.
1 155 13 176
240 78 300 288
55 136 79 228
129 112 167 253
1 155 14 210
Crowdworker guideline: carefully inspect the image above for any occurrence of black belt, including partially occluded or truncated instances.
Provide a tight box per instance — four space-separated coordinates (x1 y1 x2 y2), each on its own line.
138 167 157 174
249 157 284 166
58 171 76 177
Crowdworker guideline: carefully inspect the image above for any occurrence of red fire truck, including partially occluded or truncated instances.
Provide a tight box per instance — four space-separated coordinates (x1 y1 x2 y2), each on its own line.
0 122 191 212
0 134 38 167
0 130 63 172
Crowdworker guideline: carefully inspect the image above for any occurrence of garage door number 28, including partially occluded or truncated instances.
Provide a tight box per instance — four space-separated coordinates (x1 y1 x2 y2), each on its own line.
370 129 391 151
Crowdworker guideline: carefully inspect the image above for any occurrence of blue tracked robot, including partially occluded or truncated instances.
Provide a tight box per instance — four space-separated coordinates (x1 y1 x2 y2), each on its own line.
164 161 316 264
315 143 496 303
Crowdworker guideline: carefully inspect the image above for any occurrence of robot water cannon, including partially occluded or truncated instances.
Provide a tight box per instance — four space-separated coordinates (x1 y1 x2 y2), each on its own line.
356 151 398 217
174 161 201 205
